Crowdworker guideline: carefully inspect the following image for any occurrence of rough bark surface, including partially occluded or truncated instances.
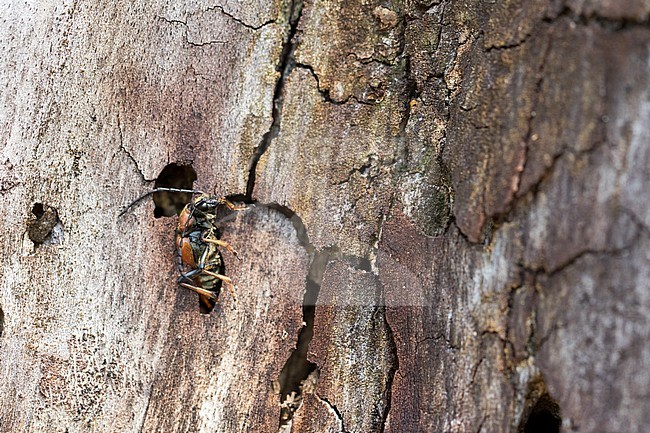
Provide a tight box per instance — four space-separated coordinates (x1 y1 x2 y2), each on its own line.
1 1 648 433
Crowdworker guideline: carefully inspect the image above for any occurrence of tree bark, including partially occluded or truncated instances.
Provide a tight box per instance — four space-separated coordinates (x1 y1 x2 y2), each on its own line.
1 1 648 433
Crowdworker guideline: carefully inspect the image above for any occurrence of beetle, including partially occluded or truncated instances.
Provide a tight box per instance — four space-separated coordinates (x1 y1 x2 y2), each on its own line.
120 188 244 313
175 194 243 313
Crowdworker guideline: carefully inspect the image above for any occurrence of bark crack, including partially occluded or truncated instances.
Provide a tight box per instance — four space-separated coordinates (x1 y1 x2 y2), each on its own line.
485 28 535 52
379 309 398 433
245 0 304 200
294 63 376 106
116 114 152 183
415 332 460 353
548 244 638 277
513 26 554 198
332 154 380 186
620 206 650 235
204 5 276 31
315 393 347 432
159 4 275 48
157 17 226 47
520 231 645 278
259 203 323 429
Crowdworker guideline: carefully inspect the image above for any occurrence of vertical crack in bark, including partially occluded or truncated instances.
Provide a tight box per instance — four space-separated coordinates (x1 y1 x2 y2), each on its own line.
267 203 330 429
378 305 399 433
373 9 423 431
116 113 152 183
245 0 304 201
513 27 553 197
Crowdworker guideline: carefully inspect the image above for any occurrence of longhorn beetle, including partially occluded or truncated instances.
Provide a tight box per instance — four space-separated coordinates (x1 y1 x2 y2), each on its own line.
120 188 245 313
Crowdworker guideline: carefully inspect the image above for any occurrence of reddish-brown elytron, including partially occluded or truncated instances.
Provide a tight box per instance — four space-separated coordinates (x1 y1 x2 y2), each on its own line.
120 188 244 313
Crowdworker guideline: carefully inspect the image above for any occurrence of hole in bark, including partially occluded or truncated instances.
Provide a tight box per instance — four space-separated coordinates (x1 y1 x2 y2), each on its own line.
28 203 64 247
153 163 197 217
32 203 45 218
518 384 561 433
523 394 561 433
0 306 4 337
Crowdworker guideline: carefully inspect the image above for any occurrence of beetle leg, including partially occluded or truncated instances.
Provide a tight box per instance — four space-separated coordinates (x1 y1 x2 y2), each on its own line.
224 283 237 303
202 237 239 259
219 197 246 211
202 270 237 303
195 244 210 270
179 264 203 280
179 282 217 299
202 270 232 284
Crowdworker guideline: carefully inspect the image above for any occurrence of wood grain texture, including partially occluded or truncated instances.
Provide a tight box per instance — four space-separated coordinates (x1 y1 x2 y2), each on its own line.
1 0 648 432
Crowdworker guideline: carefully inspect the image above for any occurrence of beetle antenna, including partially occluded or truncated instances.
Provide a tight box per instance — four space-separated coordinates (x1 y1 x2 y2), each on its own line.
118 188 204 217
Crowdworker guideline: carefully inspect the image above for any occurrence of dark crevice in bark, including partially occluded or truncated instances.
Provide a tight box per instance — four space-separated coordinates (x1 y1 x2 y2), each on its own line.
503 281 530 364
157 17 226 47
185 38 227 48
332 154 380 186
517 225 645 282
516 377 561 433
508 243 638 356
245 0 303 201
433 2 448 52
487 138 605 241
316 394 347 432
116 114 152 183
260 201 398 430
470 357 485 384
265 202 313 254
542 242 640 278
620 206 650 236
484 18 534 52
254 202 323 429
205 5 276 31
374 12 421 431
294 63 376 106
214 198 325 429
485 35 533 52
378 310 398 433
346 52 400 67
514 27 554 199
416 332 460 353
159 5 275 48
483 26 562 236
397 57 419 140
535 319 563 351
372 243 398 433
